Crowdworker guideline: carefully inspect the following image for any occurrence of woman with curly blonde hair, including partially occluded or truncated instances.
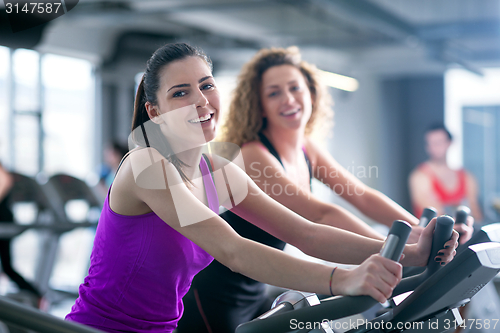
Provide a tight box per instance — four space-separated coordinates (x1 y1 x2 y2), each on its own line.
177 46 467 333
221 46 332 146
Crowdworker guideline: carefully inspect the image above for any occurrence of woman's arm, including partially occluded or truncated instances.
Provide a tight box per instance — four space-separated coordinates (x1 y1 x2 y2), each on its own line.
307 139 420 227
240 142 384 240
217 158 456 267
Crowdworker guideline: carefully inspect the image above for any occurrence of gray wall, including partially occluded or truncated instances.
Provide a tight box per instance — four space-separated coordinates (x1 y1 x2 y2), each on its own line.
321 75 445 218
379 76 445 211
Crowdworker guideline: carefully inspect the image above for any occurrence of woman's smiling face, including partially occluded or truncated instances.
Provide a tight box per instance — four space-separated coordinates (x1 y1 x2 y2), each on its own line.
260 64 312 132
150 56 220 147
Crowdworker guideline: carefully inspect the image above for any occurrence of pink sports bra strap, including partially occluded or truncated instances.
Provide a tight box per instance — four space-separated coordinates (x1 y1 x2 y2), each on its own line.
200 154 220 214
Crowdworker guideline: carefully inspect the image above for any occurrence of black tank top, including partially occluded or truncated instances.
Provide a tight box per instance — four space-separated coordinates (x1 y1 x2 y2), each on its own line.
190 134 313 302
256 132 313 184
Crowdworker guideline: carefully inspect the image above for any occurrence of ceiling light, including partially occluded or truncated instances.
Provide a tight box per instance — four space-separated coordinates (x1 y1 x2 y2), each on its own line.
318 69 359 92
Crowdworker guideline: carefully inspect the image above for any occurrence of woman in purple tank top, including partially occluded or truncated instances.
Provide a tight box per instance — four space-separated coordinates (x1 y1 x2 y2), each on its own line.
66 43 458 333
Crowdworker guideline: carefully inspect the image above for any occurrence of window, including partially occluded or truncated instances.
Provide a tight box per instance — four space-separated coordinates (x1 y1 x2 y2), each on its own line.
0 46 10 163
1 47 97 301
42 54 94 178
12 49 40 175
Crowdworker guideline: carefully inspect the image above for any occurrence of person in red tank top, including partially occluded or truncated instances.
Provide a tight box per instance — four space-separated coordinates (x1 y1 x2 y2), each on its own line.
409 124 480 242
417 164 467 214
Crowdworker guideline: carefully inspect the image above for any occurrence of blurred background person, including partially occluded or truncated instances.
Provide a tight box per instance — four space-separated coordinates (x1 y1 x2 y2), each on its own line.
409 124 482 221
98 141 129 192
0 160 43 307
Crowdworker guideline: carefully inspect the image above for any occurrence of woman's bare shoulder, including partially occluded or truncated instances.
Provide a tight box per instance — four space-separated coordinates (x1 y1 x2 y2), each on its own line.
115 148 179 191
241 140 267 154
303 136 337 168
110 148 180 215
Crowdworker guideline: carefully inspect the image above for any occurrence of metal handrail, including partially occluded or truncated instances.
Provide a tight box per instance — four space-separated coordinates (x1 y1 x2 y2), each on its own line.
0 222 97 239
0 295 104 333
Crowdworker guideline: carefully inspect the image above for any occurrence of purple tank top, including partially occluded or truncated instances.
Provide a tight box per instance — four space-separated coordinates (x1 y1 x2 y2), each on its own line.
66 156 218 332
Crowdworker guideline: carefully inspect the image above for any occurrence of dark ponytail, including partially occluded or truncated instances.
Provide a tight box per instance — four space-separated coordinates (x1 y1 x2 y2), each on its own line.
130 43 212 185
132 78 149 134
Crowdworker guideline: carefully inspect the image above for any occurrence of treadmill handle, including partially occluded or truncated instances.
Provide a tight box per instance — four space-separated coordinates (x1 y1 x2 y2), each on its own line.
455 206 470 225
392 215 455 296
419 207 437 227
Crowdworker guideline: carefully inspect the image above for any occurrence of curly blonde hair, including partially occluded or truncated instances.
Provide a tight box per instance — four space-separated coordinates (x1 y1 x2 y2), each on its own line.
220 46 333 147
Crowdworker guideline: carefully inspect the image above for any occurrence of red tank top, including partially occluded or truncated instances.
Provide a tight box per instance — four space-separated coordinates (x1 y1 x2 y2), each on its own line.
414 163 467 217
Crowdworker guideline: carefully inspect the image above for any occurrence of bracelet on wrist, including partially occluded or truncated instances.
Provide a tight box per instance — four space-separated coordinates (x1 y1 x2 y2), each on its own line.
329 266 337 296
